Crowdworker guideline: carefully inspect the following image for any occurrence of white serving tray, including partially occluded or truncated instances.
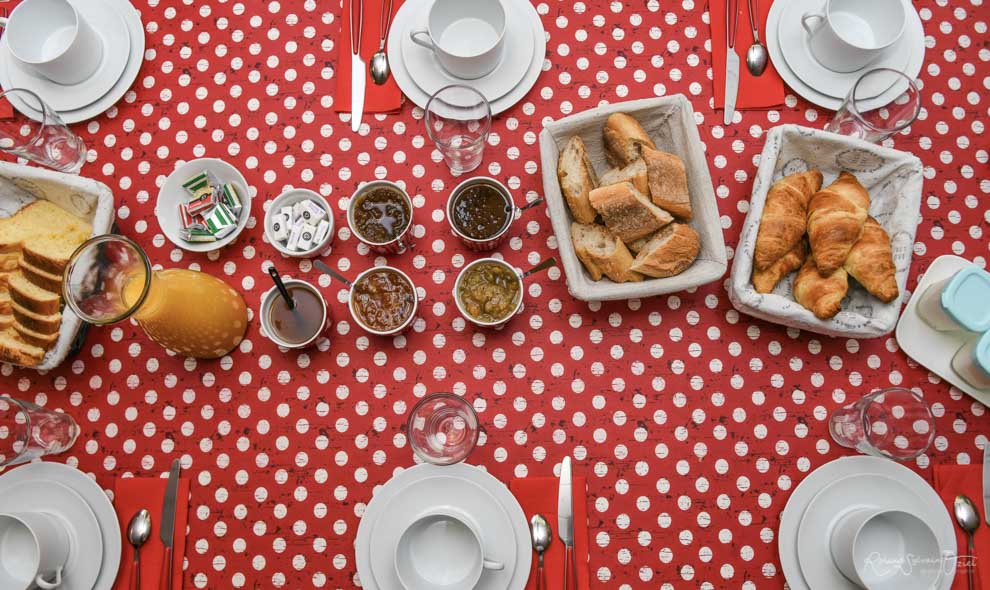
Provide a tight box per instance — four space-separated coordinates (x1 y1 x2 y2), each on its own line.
0 162 115 371
895 255 990 406
539 95 728 301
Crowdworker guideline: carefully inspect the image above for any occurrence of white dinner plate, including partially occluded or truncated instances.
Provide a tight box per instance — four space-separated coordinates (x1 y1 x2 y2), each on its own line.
2 0 144 124
0 462 120 590
387 0 546 116
0 480 103 590
778 456 956 590
355 463 532 590
766 0 925 111
796 472 956 590
0 0 130 112
398 0 535 104
776 0 911 100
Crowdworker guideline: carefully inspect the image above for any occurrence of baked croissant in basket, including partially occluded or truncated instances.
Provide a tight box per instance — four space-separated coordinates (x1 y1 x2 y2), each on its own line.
807 172 870 276
844 217 899 303
794 257 849 320
753 170 822 271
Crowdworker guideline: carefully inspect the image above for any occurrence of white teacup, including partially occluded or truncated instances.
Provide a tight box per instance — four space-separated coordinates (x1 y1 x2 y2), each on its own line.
409 0 507 80
0 0 104 85
801 0 906 73
0 512 70 590
829 508 943 590
259 278 329 349
394 508 504 590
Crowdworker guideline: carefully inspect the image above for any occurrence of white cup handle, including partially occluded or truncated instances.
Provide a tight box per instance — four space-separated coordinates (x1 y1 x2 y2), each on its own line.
483 558 505 571
409 28 434 51
35 567 63 589
801 12 826 36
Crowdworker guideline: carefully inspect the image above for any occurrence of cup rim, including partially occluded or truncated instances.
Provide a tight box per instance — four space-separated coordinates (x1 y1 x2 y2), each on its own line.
347 266 419 336
6 0 81 65
427 0 506 58
63 234 153 326
453 257 524 327
858 386 934 460
824 0 906 50
446 176 515 244
847 68 922 134
849 509 941 577
406 392 480 465
264 188 335 257
260 278 328 349
424 85 492 149
346 181 414 247
394 508 484 589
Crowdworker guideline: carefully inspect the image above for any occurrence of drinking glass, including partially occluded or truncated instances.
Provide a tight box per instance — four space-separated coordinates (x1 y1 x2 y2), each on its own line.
63 235 249 359
407 393 479 465
0 397 79 469
0 88 87 173
425 85 491 174
825 69 922 143
829 387 935 461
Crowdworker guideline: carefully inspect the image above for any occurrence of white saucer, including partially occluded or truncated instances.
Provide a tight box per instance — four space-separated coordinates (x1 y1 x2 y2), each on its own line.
1 0 130 112
355 463 532 590
2 0 144 124
0 480 103 590
369 474 518 588
0 463 120 590
777 0 911 100
796 472 956 590
766 0 925 110
399 0 535 103
896 255 990 406
388 0 546 116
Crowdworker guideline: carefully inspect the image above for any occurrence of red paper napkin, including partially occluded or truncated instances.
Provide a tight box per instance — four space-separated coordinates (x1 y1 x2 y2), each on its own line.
933 464 988 590
510 476 592 590
112 476 190 590
333 0 405 114
709 0 785 110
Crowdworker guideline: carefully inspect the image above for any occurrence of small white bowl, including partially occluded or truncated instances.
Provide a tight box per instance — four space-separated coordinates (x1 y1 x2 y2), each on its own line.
155 158 252 252
264 188 335 257
259 278 329 349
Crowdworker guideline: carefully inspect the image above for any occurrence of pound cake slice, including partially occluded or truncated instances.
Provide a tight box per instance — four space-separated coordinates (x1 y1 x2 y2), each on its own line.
7 272 60 315
19 257 63 293
0 328 45 366
13 320 58 348
11 301 61 334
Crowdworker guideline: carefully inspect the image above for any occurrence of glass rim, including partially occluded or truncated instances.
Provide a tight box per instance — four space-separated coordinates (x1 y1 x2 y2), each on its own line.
0 396 32 468
63 234 153 326
847 69 922 134
0 87 50 147
424 84 492 149
860 386 934 461
407 392 480 466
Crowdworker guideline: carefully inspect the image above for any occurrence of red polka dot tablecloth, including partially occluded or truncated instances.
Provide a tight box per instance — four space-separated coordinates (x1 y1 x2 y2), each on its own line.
1 0 988 588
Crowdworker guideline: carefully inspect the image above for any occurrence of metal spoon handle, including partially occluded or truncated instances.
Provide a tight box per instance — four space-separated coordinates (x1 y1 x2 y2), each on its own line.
747 0 760 41
378 0 394 44
535 553 544 590
130 548 140 590
968 534 976 590
514 198 544 213
520 257 557 280
314 260 353 288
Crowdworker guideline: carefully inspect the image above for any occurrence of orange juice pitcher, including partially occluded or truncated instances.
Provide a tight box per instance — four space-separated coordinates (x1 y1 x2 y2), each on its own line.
64 235 248 359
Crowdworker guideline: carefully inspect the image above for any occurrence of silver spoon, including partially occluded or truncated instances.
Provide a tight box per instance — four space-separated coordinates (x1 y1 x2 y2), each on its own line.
369 0 395 84
520 257 557 280
954 495 980 590
530 514 552 590
126 509 152 590
744 0 768 76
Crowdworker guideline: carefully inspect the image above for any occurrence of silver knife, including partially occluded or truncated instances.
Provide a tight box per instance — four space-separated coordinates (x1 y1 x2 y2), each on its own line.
983 444 989 525
724 0 740 126
349 0 365 132
159 459 181 590
557 456 577 590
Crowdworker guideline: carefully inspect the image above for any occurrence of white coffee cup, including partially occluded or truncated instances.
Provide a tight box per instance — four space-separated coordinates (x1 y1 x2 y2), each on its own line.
259 278 329 349
409 0 507 80
394 508 504 590
0 512 70 590
0 0 104 85
801 0 906 73
829 508 943 590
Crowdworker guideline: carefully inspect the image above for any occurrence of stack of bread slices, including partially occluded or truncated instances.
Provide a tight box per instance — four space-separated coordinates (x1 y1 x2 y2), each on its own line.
0 200 92 366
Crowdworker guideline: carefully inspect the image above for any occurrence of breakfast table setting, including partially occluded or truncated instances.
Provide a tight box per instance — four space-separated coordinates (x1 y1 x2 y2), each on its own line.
0 0 988 588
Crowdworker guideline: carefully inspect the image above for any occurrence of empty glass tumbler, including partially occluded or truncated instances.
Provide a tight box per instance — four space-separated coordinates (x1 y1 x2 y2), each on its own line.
407 393 479 465
0 397 80 469
0 88 87 173
829 387 935 461
425 85 491 174
825 68 922 143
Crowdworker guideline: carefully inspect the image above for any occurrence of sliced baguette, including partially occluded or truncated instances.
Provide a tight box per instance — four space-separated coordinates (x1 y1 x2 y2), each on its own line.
12 320 58 348
0 328 45 366
599 159 648 194
642 146 693 220
570 222 642 283
11 301 61 334
629 223 701 278
8 273 60 315
19 257 62 293
557 135 599 224
603 113 656 167
588 182 674 243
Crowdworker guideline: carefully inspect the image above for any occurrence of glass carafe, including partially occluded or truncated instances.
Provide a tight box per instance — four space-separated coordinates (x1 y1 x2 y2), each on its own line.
64 235 248 359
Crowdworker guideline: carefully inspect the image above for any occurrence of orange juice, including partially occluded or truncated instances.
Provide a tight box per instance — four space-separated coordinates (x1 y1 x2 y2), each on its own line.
122 269 248 359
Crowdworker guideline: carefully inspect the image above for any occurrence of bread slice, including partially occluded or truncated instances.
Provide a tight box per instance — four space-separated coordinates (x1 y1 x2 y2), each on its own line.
21 239 79 275
599 159 648 194
626 232 655 255
0 328 45 366
588 182 674 243
0 270 10 288
7 273 60 315
557 136 599 224
570 222 642 283
0 200 91 275
19 257 62 293
0 291 10 314
0 313 12 329
0 252 19 271
12 301 61 334
13 320 58 348
603 113 656 167
629 223 701 278
642 146 693 220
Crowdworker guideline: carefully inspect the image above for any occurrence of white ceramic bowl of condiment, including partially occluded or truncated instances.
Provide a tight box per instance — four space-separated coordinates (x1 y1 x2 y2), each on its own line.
264 188 335 258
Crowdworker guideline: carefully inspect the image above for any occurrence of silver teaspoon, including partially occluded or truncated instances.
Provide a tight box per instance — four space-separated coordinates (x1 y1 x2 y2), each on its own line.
126 509 152 590
744 0 768 76
954 495 980 590
530 514 552 590
369 0 395 85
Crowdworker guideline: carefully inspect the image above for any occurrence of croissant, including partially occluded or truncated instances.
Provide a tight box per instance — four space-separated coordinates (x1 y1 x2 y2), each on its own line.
844 217 899 303
794 257 849 320
753 170 823 271
807 172 870 276
752 240 807 294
